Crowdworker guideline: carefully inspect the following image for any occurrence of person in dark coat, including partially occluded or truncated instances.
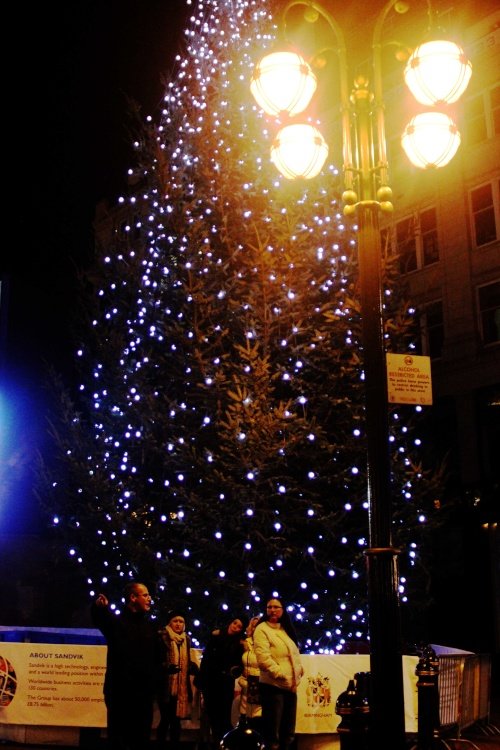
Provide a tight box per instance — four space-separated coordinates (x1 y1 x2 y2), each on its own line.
91 582 164 750
195 614 248 748
157 609 200 750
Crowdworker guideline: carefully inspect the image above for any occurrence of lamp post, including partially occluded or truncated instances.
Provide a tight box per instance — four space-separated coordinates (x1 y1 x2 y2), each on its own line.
250 2 471 748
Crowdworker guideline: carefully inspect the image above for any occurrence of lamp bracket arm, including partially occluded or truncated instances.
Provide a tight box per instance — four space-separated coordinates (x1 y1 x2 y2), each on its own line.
371 1 406 198
282 2 356 196
343 198 394 217
282 1 350 110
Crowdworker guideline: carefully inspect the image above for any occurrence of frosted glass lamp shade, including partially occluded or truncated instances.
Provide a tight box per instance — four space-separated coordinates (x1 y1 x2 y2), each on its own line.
270 123 328 179
404 40 472 105
401 112 461 168
250 51 317 116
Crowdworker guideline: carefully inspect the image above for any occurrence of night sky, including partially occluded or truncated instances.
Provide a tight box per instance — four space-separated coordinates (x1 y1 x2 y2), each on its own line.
1 1 189 534
7 1 189 375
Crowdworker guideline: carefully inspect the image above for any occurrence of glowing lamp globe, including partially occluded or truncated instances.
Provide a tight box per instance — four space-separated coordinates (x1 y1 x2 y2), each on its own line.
404 40 472 105
271 123 328 179
401 112 461 169
250 51 317 116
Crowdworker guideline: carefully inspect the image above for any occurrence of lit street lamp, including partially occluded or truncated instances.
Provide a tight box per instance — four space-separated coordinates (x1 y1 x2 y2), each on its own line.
250 1 471 748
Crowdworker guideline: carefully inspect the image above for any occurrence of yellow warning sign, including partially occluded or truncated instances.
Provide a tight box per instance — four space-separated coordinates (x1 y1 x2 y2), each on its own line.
386 353 433 406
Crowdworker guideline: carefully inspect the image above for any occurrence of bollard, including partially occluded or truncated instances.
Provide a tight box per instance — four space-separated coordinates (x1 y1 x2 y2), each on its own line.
220 716 266 750
415 644 440 750
335 676 370 750
354 671 370 705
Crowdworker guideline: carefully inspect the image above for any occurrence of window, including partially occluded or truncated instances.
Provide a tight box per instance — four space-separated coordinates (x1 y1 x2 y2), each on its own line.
470 181 500 247
465 93 488 145
478 280 500 346
464 84 500 146
386 130 406 173
420 208 439 266
418 300 444 360
396 216 417 273
383 208 439 273
493 84 500 138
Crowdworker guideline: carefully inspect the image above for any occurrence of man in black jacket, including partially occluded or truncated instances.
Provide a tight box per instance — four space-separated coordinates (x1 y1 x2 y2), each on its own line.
91 582 164 750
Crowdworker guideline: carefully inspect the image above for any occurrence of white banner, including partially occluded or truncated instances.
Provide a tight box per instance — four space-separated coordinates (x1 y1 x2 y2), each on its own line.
0 642 107 727
0 643 418 734
297 654 419 734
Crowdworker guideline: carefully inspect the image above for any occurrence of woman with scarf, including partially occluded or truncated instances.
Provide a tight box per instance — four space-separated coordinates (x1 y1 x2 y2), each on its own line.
157 610 200 750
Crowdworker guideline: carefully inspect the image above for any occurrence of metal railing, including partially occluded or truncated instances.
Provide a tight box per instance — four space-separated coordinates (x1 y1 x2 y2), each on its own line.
438 654 491 735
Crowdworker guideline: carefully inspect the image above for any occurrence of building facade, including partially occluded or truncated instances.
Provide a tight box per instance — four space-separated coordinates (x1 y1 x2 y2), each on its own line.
379 7 499 650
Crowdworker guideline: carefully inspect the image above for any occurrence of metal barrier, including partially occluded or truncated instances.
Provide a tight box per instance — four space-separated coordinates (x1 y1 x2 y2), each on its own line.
438 654 491 735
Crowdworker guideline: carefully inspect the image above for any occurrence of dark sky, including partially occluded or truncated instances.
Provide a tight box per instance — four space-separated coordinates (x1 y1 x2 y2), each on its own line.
5 1 189 381
0 2 189 534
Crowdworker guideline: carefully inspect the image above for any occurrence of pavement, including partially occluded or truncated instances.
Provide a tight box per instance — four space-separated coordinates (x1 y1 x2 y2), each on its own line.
433 719 500 749
1 721 500 749
1 694 499 750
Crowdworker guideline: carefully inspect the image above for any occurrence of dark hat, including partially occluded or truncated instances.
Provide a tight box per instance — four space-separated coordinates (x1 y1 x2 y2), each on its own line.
166 608 186 624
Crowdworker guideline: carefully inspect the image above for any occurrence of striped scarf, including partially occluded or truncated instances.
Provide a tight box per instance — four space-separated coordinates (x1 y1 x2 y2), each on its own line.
166 625 190 718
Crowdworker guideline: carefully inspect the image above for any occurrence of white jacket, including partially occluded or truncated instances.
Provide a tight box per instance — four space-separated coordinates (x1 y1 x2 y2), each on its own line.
253 621 303 692
238 637 262 718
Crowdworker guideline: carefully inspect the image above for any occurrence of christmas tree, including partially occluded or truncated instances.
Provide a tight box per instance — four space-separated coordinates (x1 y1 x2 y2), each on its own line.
40 0 447 651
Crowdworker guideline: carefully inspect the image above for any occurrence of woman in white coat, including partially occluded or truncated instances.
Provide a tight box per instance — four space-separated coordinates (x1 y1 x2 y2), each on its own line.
253 597 304 750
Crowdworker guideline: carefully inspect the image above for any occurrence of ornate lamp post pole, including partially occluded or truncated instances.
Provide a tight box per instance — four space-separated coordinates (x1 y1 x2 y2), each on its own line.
250 2 471 747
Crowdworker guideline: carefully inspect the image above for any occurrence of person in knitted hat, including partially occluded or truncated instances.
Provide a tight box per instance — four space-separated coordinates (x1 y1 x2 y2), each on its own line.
195 613 248 748
157 609 200 750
